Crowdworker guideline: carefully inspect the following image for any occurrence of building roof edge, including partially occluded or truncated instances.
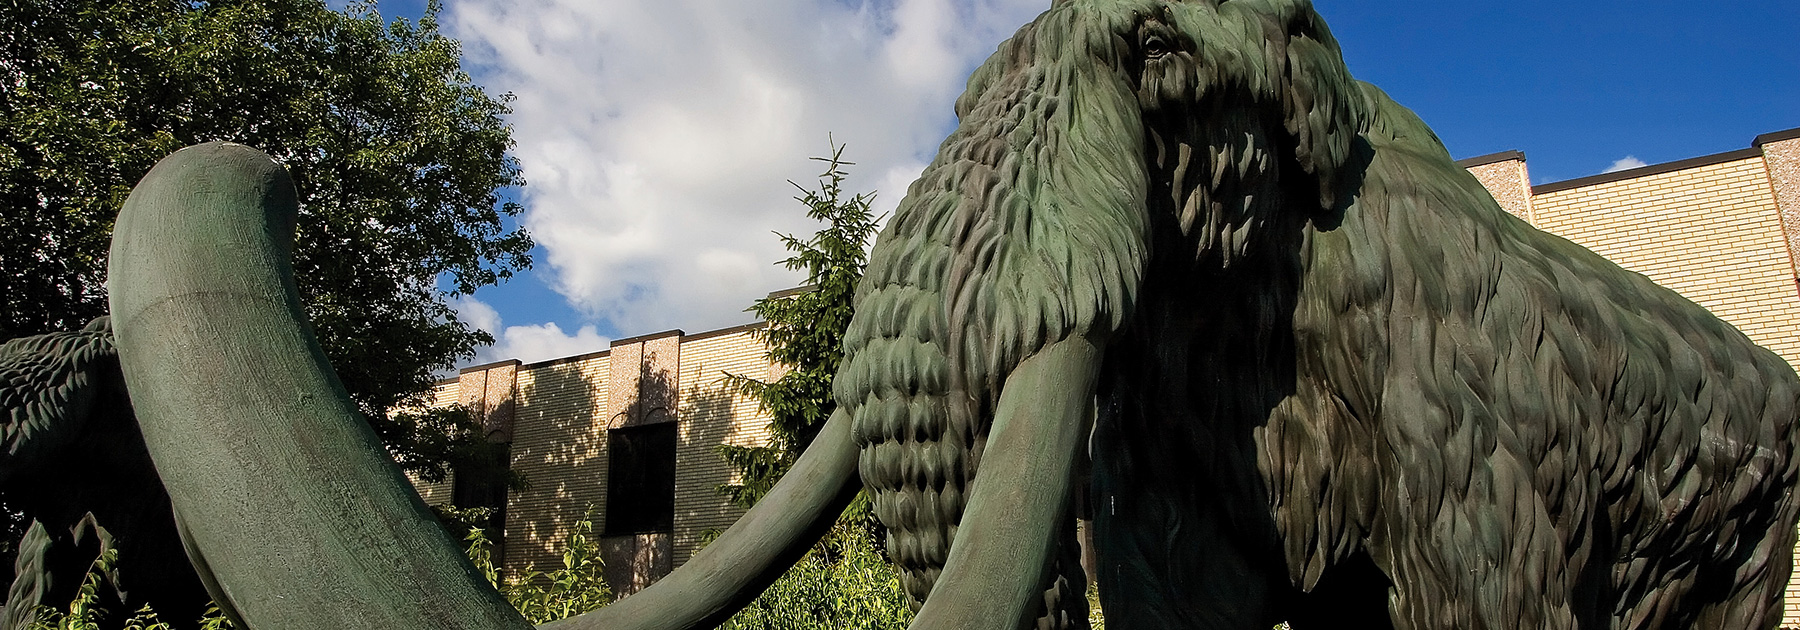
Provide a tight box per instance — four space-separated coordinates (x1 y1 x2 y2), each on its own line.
1532 147 1764 195
1455 150 1526 168
1754 127 1800 147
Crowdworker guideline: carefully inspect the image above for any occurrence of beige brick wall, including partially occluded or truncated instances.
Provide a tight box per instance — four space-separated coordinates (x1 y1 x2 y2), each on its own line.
1531 157 1800 373
503 353 612 573
440 326 781 577
670 330 778 565
403 381 461 506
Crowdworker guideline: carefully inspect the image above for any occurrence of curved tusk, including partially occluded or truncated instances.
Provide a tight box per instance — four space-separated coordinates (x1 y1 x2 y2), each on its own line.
544 407 861 630
112 142 866 630
109 143 532 630
908 334 1104 629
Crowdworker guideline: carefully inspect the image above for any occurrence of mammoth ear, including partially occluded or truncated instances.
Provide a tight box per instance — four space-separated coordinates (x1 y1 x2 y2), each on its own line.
1264 0 1370 213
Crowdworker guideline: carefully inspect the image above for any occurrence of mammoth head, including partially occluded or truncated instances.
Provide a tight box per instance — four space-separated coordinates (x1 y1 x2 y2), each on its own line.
839 0 1370 624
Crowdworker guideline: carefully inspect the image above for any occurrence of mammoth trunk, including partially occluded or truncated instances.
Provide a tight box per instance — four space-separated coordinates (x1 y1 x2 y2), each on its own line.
837 3 1150 628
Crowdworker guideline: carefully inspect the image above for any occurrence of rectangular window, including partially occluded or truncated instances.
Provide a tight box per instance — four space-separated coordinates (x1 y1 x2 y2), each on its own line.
605 423 677 535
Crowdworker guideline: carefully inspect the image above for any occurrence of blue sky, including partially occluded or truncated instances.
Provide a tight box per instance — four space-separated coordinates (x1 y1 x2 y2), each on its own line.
1315 2 1798 183
364 0 1799 366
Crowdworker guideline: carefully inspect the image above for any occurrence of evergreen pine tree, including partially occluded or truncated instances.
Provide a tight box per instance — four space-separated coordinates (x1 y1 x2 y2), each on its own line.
716 142 877 510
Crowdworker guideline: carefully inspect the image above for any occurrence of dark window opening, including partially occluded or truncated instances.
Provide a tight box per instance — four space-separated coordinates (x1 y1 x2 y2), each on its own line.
452 443 512 555
605 423 676 535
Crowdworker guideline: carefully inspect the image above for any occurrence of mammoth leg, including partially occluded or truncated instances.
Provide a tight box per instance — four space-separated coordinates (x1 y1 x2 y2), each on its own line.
1037 511 1091 630
0 517 127 630
1089 345 1288 630
1091 440 1284 629
1685 502 1799 629
2 520 70 630
1372 379 1579 630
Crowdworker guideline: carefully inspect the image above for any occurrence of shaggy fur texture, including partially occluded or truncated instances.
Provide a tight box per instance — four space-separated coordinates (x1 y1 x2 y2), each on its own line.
836 0 1800 628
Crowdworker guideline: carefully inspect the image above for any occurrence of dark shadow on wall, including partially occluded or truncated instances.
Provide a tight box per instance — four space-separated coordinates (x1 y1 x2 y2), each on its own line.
504 358 605 578
674 373 739 561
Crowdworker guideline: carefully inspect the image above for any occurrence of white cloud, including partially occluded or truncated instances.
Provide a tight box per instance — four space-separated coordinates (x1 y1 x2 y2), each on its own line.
490 322 611 365
1603 156 1649 174
455 296 611 364
454 296 502 337
445 0 1047 336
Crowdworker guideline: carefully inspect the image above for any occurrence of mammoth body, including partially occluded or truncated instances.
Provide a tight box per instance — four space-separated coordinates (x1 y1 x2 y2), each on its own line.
836 1 1800 629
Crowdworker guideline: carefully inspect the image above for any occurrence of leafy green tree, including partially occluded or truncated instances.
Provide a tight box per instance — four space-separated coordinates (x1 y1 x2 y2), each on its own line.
716 144 879 509
0 0 528 475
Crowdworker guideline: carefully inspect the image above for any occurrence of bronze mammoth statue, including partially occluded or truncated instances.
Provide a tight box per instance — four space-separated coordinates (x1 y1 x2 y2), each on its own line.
4 1 1797 629
836 0 1800 628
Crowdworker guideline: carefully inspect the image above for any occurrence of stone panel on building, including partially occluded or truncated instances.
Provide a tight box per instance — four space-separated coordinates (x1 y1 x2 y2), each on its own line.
1759 132 1800 286
1458 150 1534 223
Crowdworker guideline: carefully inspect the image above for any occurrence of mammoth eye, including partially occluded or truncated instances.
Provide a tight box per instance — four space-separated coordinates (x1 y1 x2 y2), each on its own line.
1144 35 1169 57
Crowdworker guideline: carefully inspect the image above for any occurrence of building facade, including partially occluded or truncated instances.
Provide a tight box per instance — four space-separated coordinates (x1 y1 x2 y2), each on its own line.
417 127 1800 619
413 324 783 595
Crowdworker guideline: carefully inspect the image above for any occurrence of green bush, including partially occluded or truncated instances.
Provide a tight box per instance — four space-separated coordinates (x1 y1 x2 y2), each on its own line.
461 508 612 625
462 504 912 629
716 525 912 630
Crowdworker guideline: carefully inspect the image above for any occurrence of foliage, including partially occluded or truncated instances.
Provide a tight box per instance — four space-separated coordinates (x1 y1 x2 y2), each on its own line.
402 404 522 492
0 0 530 472
462 508 612 624
716 142 879 508
194 606 233 630
21 548 233 630
715 525 912 630
429 503 496 554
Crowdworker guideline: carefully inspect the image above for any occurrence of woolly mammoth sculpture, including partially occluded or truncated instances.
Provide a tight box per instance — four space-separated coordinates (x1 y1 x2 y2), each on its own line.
4 1 1798 629
837 0 1800 629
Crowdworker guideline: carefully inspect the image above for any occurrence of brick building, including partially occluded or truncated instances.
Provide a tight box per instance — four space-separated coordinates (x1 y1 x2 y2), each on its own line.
412 323 785 596
415 127 1800 615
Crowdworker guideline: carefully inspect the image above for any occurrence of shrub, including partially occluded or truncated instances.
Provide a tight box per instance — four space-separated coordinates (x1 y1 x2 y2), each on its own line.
462 508 612 624
716 525 911 630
